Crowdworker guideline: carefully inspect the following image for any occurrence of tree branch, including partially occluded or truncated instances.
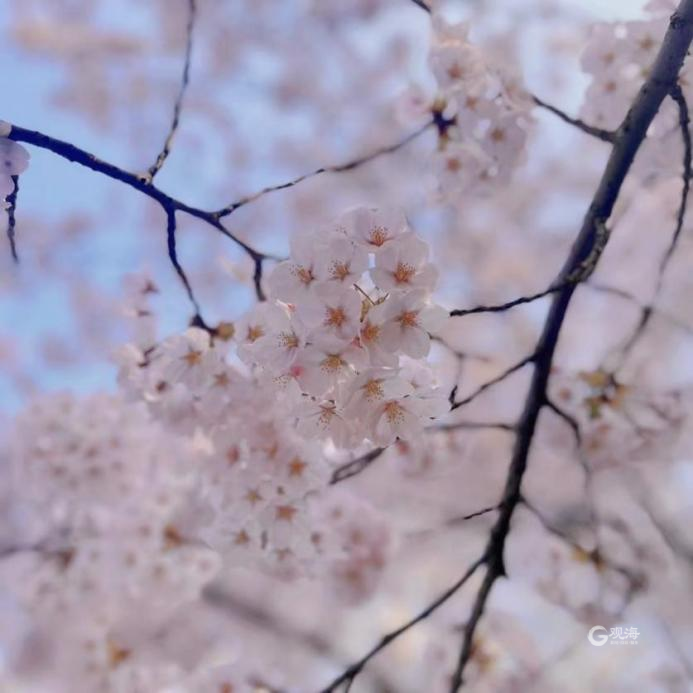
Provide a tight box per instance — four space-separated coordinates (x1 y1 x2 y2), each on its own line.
532 94 615 142
408 0 432 13
450 5 693 688
214 121 433 218
319 554 486 693
614 85 692 362
7 124 272 301
147 0 197 181
330 447 386 484
449 285 559 318
450 354 535 410
5 174 19 261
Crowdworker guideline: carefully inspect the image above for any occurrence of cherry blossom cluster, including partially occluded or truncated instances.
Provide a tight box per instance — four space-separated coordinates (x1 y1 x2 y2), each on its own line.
2 393 221 691
580 1 692 175
549 367 686 468
114 306 393 587
238 206 450 449
117 326 330 575
580 14 667 131
413 17 533 198
0 121 29 208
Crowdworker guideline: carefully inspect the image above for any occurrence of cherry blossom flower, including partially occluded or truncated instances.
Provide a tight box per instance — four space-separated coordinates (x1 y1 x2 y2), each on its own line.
364 377 441 446
267 231 322 305
433 141 497 198
340 206 408 251
359 306 399 367
245 303 306 374
292 337 367 396
297 282 362 343
370 232 438 294
369 290 447 359
294 398 354 448
315 232 369 287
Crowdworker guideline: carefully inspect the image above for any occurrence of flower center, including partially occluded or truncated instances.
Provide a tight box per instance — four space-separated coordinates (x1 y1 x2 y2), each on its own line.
318 404 336 427
321 354 344 373
364 379 384 401
399 310 419 328
325 306 347 328
369 226 389 247
330 261 351 281
446 157 462 173
280 331 299 349
447 63 464 81
247 325 264 342
361 321 380 343
383 401 405 425
294 265 314 285
393 262 416 285
183 349 202 366
490 127 505 143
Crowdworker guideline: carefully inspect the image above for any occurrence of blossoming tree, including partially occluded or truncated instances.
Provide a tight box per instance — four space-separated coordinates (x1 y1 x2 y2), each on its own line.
2 0 693 691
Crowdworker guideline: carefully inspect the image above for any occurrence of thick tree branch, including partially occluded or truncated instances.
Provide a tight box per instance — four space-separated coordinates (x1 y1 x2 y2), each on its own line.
147 0 197 180
532 95 615 142
7 124 272 301
450 5 693 688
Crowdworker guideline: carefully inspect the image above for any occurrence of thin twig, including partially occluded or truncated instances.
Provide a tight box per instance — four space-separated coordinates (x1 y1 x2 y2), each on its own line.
318 554 487 693
435 421 515 432
532 95 615 142
450 285 559 318
610 85 691 365
330 447 386 484
450 354 535 410
165 207 207 323
147 0 197 180
657 84 691 288
215 121 433 217
408 0 432 12
5 175 19 261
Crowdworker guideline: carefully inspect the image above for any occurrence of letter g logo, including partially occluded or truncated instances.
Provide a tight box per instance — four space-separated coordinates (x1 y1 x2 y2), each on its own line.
588 625 609 646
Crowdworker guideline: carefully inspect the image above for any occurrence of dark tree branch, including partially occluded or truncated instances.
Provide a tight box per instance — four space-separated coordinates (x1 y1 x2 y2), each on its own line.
408 0 432 12
450 285 559 318
7 124 272 301
147 0 197 180
450 5 693 688
450 354 535 410
532 95 616 142
609 86 691 365
330 422 513 486
165 207 207 324
330 447 386 485
436 421 515 433
319 555 486 693
586 281 693 335
657 84 691 288
215 121 433 217
5 174 19 261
